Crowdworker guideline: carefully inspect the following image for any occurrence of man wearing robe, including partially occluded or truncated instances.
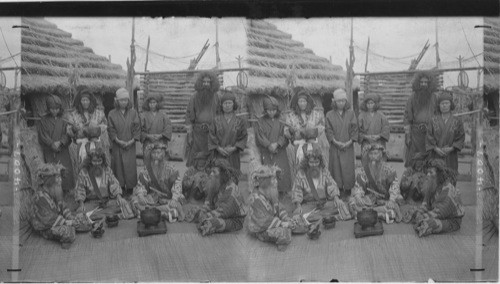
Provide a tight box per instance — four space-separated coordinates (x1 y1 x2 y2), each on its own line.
74 147 132 220
197 159 246 236
131 143 185 222
400 152 429 203
107 88 141 193
38 95 75 192
403 159 464 237
182 151 211 202
185 71 220 167
348 144 404 223
247 165 294 251
358 93 390 166
404 71 439 167
140 94 172 165
255 96 292 195
31 163 90 249
292 144 350 221
426 91 465 174
325 89 358 196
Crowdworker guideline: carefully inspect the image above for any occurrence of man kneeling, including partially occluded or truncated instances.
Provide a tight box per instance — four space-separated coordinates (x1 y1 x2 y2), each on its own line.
31 163 90 249
131 143 185 222
247 165 294 251
348 144 404 223
404 159 464 237
197 159 246 236
75 147 131 219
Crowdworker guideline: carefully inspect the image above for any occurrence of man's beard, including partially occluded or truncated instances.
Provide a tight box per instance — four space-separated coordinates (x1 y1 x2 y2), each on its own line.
196 89 215 106
49 184 64 203
90 165 104 177
368 160 382 181
261 185 279 206
413 88 433 112
308 167 321 179
205 175 221 207
151 159 163 179
422 175 438 203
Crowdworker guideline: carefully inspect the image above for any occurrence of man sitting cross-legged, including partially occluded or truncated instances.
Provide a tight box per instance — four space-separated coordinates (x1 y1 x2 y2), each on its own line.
348 144 404 223
74 147 133 220
247 165 295 251
403 159 464 237
196 159 246 236
130 142 186 222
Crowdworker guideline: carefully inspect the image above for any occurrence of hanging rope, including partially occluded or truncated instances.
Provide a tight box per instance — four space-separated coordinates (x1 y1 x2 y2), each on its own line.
0 27 19 68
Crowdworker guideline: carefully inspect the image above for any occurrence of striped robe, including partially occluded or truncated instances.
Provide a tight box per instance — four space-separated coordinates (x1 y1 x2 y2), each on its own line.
74 166 122 203
291 167 340 205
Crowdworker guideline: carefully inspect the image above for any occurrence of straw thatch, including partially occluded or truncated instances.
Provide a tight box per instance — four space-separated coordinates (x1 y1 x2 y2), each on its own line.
21 17 130 116
484 17 500 91
246 20 354 96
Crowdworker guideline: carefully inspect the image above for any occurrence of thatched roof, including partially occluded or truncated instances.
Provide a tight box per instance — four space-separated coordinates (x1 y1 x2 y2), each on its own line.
484 17 500 91
21 17 128 95
246 20 354 95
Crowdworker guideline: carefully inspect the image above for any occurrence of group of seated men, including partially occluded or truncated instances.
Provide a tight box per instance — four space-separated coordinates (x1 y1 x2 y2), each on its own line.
29 139 464 251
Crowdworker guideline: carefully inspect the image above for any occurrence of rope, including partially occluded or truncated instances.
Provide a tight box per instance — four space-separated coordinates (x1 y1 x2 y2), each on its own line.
0 27 19 68
460 21 482 68
0 109 18 116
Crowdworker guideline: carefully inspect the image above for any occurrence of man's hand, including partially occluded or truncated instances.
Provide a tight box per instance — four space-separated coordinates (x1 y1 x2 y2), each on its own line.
333 196 345 209
270 143 278 153
443 147 454 155
434 147 446 157
217 147 229 157
225 146 237 155
405 132 411 147
281 221 292 228
293 203 303 216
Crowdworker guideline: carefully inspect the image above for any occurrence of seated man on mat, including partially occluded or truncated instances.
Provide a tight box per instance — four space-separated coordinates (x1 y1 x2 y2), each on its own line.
403 159 464 237
31 163 90 249
292 144 351 222
131 142 185 222
182 151 212 202
74 147 133 220
197 159 246 236
247 165 295 251
348 144 404 223
399 152 430 203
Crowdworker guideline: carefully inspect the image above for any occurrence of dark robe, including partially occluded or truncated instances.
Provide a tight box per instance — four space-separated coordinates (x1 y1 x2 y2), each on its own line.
185 92 220 167
140 111 173 164
325 109 358 190
37 115 75 191
358 111 390 149
255 115 291 193
426 115 465 172
208 113 247 171
403 93 437 167
107 108 141 189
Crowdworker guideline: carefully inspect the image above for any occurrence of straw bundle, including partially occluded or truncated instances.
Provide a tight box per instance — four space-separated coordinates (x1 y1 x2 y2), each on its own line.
19 127 44 188
484 17 500 91
481 126 499 237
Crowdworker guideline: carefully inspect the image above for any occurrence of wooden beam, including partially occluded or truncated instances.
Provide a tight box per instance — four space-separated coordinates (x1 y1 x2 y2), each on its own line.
356 66 482 76
136 67 249 76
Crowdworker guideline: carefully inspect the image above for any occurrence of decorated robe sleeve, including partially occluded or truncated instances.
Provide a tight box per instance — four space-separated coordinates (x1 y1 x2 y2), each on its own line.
33 194 68 229
452 119 465 151
276 121 289 148
133 169 149 196
208 117 220 151
255 119 271 148
170 174 184 202
291 173 306 204
235 118 248 151
248 196 282 232
358 113 368 143
324 170 340 199
428 184 465 219
349 111 359 142
351 169 368 198
314 110 326 137
210 185 243 219
75 171 89 202
58 120 71 147
386 169 402 201
140 114 149 143
107 168 123 198
425 118 439 152
380 112 391 142
97 109 108 133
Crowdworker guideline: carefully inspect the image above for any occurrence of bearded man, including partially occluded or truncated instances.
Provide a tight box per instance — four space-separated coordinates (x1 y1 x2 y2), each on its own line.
196 159 246 236
185 71 220 167
74 147 131 219
182 151 211 202
131 143 185 222
31 163 90 249
348 144 404 223
404 71 439 167
292 144 351 221
400 152 429 203
247 165 294 252
403 159 464 237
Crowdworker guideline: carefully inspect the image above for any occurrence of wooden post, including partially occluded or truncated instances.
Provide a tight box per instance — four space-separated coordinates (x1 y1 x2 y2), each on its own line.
345 18 355 104
435 18 440 68
215 19 221 70
144 35 150 72
126 18 136 108
364 37 370 73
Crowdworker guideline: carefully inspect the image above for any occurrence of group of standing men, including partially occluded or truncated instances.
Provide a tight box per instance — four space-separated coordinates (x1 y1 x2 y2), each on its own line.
29 70 465 250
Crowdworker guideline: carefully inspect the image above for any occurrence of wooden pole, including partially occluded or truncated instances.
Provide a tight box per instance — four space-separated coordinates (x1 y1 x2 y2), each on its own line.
345 18 355 104
435 18 440 68
144 35 150 72
364 37 370 73
215 19 221 70
126 18 136 108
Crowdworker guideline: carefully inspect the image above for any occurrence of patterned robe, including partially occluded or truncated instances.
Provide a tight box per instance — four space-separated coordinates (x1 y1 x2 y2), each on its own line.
31 190 76 244
37 115 75 191
285 109 328 178
131 162 184 220
107 108 141 189
185 92 219 167
140 111 172 163
292 167 340 205
198 182 246 234
246 191 292 247
66 108 110 177
349 163 402 214
426 115 465 172
255 115 291 193
74 166 122 203
208 114 247 171
358 111 390 165
407 182 465 237
403 93 437 167
325 109 359 190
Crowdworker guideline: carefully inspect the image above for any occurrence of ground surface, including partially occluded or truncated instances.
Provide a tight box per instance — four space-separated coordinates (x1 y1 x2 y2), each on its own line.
0 159 497 282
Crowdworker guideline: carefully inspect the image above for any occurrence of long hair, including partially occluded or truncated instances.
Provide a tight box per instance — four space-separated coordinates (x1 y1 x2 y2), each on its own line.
194 71 220 93
424 159 457 187
359 95 380 112
45 95 64 117
82 149 108 171
142 94 162 111
205 159 240 208
291 89 315 115
217 90 239 113
299 149 325 172
73 88 97 115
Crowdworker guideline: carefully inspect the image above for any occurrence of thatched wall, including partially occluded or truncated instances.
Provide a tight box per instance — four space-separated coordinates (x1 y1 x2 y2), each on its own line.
21 17 129 117
484 17 500 92
19 127 44 189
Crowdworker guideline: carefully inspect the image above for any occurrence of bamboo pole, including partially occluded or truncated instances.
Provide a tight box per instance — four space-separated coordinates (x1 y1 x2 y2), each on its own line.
144 36 150 72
